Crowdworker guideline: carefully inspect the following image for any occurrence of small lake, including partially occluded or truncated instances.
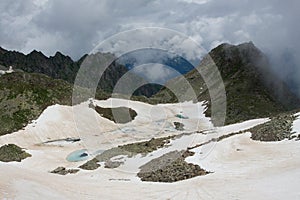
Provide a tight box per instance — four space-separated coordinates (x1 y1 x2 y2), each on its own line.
66 149 89 162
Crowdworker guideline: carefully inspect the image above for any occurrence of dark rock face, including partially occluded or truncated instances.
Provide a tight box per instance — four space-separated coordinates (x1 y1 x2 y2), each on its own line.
0 144 31 162
50 167 79 175
137 150 209 182
0 49 78 83
0 64 6 70
174 122 184 131
79 153 88 158
133 84 163 98
43 138 81 144
94 106 137 124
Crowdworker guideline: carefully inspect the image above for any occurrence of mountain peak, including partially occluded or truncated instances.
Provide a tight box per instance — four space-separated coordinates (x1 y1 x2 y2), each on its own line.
29 50 47 58
0 46 7 54
215 41 257 53
52 51 74 62
238 41 255 47
54 51 64 57
154 42 300 125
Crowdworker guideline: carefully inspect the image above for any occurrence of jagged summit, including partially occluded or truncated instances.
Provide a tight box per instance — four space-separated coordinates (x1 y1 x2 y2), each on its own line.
0 46 8 54
52 51 74 61
29 49 45 56
0 47 162 97
0 48 79 83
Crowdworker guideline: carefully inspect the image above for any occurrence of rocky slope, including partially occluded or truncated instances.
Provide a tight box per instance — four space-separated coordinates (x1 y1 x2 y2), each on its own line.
0 144 31 162
0 47 79 83
152 42 300 125
0 71 98 136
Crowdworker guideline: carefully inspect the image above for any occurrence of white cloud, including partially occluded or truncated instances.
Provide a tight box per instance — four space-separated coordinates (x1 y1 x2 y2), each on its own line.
131 63 180 84
0 0 299 75
1 0 300 95
186 0 210 4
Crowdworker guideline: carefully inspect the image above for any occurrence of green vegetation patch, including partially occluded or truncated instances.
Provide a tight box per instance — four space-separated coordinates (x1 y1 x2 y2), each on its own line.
0 72 96 136
94 106 137 123
79 158 101 170
96 136 173 162
0 144 31 162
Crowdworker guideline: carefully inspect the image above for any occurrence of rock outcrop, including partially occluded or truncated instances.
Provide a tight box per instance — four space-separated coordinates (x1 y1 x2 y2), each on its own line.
50 167 79 175
0 144 31 162
137 150 209 182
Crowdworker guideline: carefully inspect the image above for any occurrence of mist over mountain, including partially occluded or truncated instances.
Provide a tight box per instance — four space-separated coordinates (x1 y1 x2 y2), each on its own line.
153 42 300 125
116 49 195 84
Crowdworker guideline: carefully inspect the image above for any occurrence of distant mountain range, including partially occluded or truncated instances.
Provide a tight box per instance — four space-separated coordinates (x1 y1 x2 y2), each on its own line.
116 48 195 80
0 47 194 97
0 47 80 83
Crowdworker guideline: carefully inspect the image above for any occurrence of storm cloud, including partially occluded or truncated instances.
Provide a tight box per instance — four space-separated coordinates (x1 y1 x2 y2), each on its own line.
0 0 299 91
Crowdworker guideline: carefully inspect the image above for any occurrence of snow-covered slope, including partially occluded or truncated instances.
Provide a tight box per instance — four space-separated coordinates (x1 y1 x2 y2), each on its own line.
0 98 299 199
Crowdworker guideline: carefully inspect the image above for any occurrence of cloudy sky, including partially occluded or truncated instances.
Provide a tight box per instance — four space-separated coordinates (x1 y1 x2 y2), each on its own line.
0 0 299 87
0 0 298 58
